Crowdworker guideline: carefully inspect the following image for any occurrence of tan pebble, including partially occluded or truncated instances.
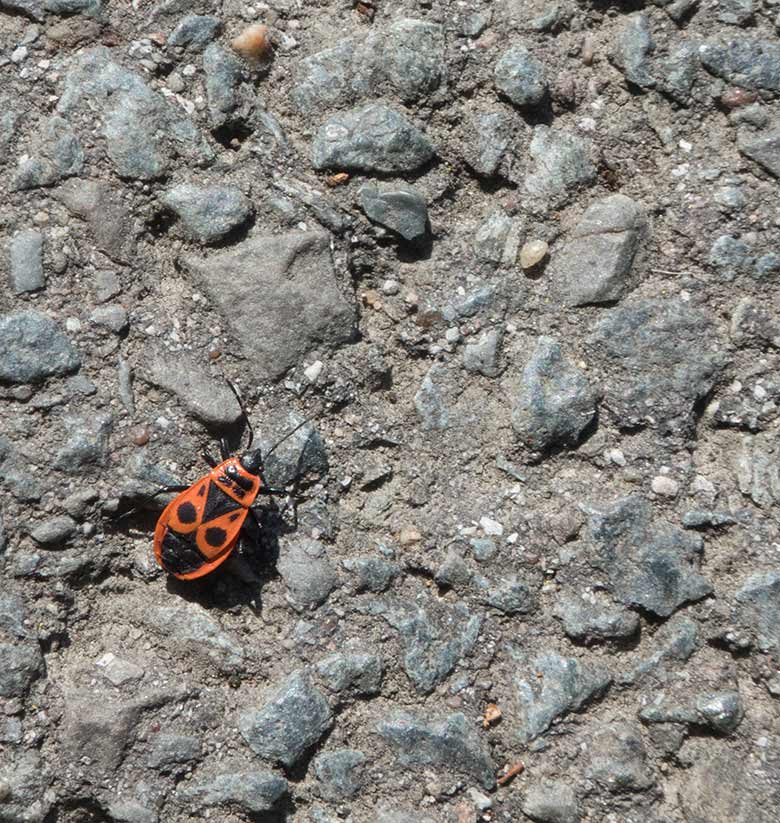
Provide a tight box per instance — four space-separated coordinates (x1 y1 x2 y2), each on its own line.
651 475 679 497
519 239 549 270
131 426 150 446
231 24 272 62
398 525 422 546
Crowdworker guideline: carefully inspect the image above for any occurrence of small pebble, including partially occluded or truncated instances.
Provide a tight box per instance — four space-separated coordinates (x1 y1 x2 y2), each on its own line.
131 426 150 446
480 516 504 536
381 279 400 296
519 239 549 270
304 360 324 383
231 24 272 62
651 476 680 497
398 526 422 546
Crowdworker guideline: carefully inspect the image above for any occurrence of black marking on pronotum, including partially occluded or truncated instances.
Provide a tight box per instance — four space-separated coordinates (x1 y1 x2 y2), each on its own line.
161 531 207 575
203 482 242 521
177 502 197 524
205 526 227 548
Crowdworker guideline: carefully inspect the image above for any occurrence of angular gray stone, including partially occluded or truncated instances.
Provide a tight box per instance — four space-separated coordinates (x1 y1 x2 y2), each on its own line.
709 234 754 279
364 597 481 694
342 556 400 593
0 437 42 502
315 649 384 696
624 616 699 684
494 45 548 107
586 722 655 792
462 109 512 177
378 711 495 789
463 328 503 377
54 413 112 472
587 298 729 437
202 43 245 129
0 311 80 383
292 42 356 114
717 0 754 25
182 232 356 379
524 126 596 200
10 230 44 294
735 434 780 507
106 801 158 823
639 691 744 735
611 13 656 89
583 497 712 617
731 297 780 349
57 47 212 179
359 183 428 244
522 779 580 823
277 538 338 611
313 749 366 800
509 648 611 742
161 183 252 244
30 515 76 546
512 336 599 451
738 126 780 178
90 304 128 334
550 194 646 306
736 571 780 651
0 643 44 698
658 42 699 105
140 350 242 427
146 733 201 771
12 116 84 191
143 602 244 672
312 104 434 174
554 591 639 643
179 769 288 813
414 365 449 431
473 210 514 266
258 413 329 488
700 38 780 91
167 14 222 50
0 751 50 823
477 575 536 614
44 0 101 14
53 178 135 263
239 671 333 767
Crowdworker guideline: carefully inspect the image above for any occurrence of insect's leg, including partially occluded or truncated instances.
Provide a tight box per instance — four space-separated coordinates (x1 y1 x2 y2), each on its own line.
219 438 231 461
257 484 288 496
150 484 190 497
226 380 254 451
202 451 218 468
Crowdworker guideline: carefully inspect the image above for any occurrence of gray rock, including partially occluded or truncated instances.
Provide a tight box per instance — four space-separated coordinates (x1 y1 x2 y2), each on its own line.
611 13 655 88
359 183 428 244
736 571 780 651
292 42 356 113
180 769 288 813
755 252 780 279
0 311 80 383
731 297 780 349
470 537 498 562
0 643 44 698
463 328 503 377
444 284 496 319
717 0 754 25
414 365 449 431
106 801 158 823
313 749 366 800
587 298 728 437
522 779 580 823
554 591 639 643
10 230 44 294
462 109 513 177
734 434 780 507
0 100 21 153
473 210 514 266
378 711 495 789
57 47 212 179
494 46 548 107
550 194 646 306
140 350 242 427
146 733 201 771
524 125 596 200
478 575 536 614
512 336 599 451
277 538 338 611
0 751 50 823
0 437 42 502
586 722 655 792
144 602 244 672
709 234 753 279
700 38 780 91
239 670 333 767
640 691 744 735
167 14 222 50
682 510 738 528
342 556 400 593
312 104 434 174
54 413 112 472
738 126 780 178
658 42 699 105
182 232 356 379
93 269 122 303
95 652 144 687
365 597 481 694
161 183 252 244
258 413 329 487
624 616 699 684
509 648 611 742
12 116 83 191
0 0 43 19
584 497 712 617
90 304 129 334
30 515 76 546
44 0 101 14
315 649 384 696
202 43 245 129
435 550 472 588
53 178 135 263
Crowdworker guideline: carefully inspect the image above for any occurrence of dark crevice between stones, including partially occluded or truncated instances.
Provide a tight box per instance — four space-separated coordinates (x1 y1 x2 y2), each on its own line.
406 564 451 596
207 212 257 250
212 121 255 151
145 207 177 239
704 636 753 660
43 797 110 823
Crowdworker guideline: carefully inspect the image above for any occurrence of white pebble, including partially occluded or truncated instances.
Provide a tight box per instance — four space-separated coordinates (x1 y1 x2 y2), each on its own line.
651 476 679 497
304 360 324 383
382 279 400 295
480 516 503 536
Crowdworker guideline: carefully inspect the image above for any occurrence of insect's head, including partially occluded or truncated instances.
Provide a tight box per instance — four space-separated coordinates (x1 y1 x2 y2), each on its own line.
239 448 264 475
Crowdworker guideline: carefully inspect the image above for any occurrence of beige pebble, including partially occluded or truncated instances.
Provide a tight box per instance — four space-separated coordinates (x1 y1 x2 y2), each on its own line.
399 525 422 546
519 239 549 270
231 24 272 62
651 476 679 497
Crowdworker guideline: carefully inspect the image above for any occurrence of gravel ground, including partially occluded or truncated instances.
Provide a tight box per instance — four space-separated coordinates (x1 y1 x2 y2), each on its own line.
1 1 779 822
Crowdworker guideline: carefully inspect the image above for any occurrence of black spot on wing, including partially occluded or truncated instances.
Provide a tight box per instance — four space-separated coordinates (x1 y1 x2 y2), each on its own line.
161 530 207 575
205 526 228 547
177 501 198 524
229 512 242 522
197 483 206 497
203 482 242 521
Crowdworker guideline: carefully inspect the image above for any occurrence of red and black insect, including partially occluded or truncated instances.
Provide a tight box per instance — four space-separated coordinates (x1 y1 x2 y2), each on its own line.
153 385 310 580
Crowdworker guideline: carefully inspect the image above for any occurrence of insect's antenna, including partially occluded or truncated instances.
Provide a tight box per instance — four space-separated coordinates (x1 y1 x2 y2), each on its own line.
265 405 326 460
227 379 254 450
